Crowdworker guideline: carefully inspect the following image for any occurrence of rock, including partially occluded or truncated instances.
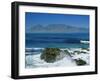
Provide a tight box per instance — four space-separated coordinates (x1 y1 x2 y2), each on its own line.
56 51 66 61
40 48 64 63
75 59 87 65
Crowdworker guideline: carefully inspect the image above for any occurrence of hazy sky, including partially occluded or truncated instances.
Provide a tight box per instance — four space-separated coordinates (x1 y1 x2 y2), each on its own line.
25 12 89 30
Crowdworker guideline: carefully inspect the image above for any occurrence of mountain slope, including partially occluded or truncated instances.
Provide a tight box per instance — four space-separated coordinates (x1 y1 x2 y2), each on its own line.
26 24 89 33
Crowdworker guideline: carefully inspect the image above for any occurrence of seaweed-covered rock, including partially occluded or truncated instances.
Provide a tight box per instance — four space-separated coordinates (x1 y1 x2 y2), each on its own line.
75 59 87 65
40 48 61 63
64 50 70 55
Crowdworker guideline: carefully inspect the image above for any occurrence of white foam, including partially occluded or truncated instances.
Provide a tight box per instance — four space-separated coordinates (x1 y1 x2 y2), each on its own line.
25 48 90 68
25 53 76 68
80 40 89 44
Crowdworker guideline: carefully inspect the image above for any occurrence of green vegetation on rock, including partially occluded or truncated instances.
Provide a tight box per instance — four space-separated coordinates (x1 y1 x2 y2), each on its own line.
74 51 81 54
81 48 89 51
64 50 70 55
40 48 60 63
75 59 87 65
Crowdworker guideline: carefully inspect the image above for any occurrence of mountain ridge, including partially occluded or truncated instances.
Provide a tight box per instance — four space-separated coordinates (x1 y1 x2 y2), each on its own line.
26 24 89 33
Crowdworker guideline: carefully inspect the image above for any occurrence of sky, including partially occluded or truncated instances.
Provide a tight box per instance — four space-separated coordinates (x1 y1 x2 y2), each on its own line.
25 12 89 32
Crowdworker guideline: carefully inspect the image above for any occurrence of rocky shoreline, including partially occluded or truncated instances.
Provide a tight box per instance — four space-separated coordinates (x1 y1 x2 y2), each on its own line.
25 48 89 68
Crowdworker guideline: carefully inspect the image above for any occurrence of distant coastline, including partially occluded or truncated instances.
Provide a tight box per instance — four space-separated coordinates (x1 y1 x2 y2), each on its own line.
26 24 89 33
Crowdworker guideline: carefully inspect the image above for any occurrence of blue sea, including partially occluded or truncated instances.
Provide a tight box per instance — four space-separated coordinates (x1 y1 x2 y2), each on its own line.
25 33 89 48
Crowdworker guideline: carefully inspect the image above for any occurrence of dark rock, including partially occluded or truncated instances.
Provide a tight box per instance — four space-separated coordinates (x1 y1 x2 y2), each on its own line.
75 59 87 65
40 48 61 63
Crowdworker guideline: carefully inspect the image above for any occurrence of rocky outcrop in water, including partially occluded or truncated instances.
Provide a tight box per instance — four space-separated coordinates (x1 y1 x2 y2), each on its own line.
40 48 66 63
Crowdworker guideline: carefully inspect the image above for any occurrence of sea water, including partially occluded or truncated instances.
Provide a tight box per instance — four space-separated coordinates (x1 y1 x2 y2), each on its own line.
25 33 89 68
25 33 89 48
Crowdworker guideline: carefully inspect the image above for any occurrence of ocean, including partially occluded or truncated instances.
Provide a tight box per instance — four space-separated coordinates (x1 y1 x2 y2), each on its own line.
25 33 89 68
25 33 89 48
